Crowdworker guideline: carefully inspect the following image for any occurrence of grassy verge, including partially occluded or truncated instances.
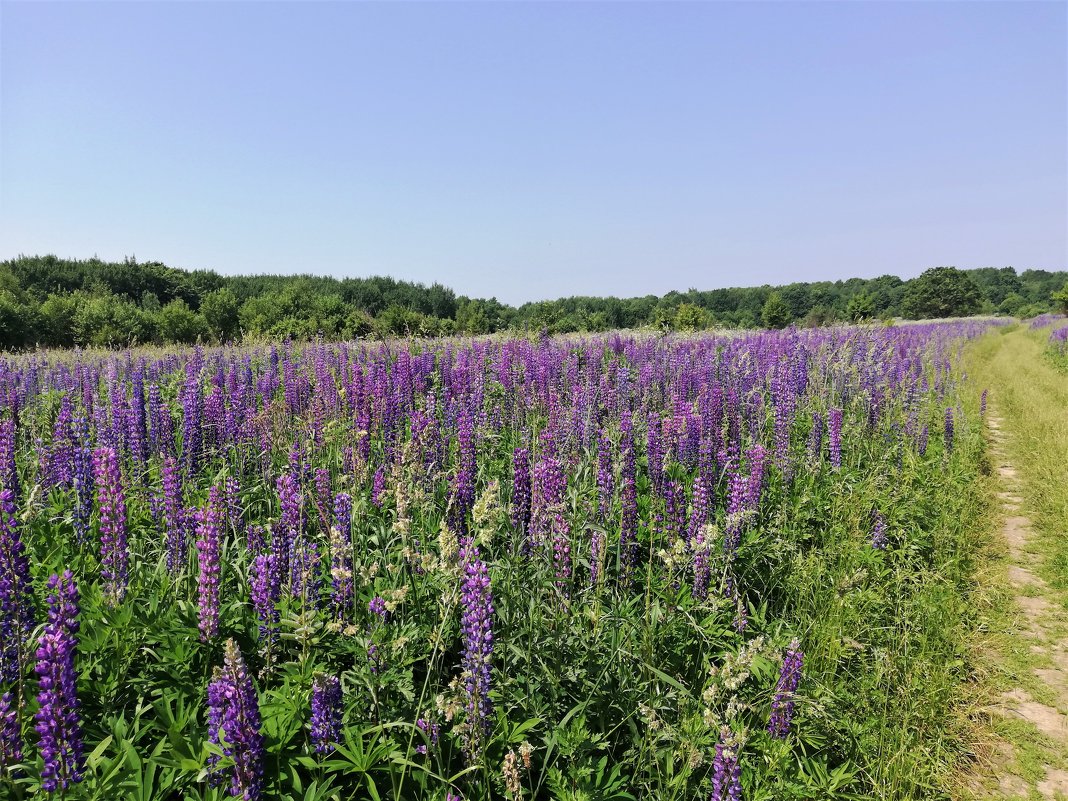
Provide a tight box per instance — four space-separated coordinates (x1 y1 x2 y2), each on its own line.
958 324 1068 796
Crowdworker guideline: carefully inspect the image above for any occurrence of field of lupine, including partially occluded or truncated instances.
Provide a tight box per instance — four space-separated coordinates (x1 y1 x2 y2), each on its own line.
0 323 999 800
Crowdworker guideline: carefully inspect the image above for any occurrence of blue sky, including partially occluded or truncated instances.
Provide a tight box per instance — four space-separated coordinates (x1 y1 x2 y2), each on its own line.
1 1 1065 305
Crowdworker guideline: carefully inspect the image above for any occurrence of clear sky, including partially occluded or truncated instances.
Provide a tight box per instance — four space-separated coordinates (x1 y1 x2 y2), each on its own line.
1 1 1065 305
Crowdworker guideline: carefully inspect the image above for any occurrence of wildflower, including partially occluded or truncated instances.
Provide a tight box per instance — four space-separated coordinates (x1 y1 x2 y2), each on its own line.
207 639 264 801
309 674 342 754
768 639 804 738
0 489 34 684
0 691 22 772
871 509 888 550
459 545 494 760
93 446 129 603
249 553 281 649
710 727 742 801
196 487 226 641
34 571 84 793
503 748 522 798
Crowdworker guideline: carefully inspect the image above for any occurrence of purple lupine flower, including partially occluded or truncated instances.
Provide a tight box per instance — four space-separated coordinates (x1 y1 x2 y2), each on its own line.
0 417 18 503
371 465 387 509
918 424 929 457
47 395 75 490
510 447 531 536
827 407 843 470
768 638 804 738
330 493 354 619
619 414 638 581
34 571 84 793
710 727 742 801
249 553 281 649
196 487 226 641
309 674 342 754
459 545 494 761
944 407 955 454
0 691 22 771
275 472 303 582
368 596 388 621
0 489 34 684
415 716 440 755
71 413 93 544
871 509 888 550
93 446 129 604
206 639 264 801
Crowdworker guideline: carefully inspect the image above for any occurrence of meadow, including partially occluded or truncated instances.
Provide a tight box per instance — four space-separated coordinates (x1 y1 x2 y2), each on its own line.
0 322 1001 800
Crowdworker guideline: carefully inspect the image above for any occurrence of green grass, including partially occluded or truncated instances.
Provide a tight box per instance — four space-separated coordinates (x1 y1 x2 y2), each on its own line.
956 325 1068 797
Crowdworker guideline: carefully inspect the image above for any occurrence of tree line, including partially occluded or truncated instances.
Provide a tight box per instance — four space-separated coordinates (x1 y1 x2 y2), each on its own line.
0 254 1064 348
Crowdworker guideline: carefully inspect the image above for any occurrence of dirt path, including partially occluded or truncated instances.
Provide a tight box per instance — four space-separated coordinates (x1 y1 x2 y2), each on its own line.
971 415 1068 798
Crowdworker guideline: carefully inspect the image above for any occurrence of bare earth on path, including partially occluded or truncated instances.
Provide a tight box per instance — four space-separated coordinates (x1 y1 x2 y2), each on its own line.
967 415 1068 799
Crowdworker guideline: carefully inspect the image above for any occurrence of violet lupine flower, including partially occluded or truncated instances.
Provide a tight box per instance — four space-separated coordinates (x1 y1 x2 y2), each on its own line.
162 456 186 574
619 414 638 581
710 728 742 801
68 415 93 547
450 412 477 534
918 424 930 457
768 639 804 739
944 407 955 454
249 553 280 649
47 396 75 490
0 418 18 502
206 639 264 801
196 487 226 641
330 493 354 619
871 509 888 550
93 446 129 604
0 691 22 771
827 407 843 470
368 596 388 621
0 489 34 684
371 465 387 509
510 447 531 536
275 472 303 582
313 468 332 532
34 571 84 793
309 674 342 754
415 717 440 755
459 546 494 761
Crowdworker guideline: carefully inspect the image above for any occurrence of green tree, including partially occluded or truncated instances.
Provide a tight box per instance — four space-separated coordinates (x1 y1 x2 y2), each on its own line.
201 287 240 342
1053 282 1068 315
674 303 709 331
846 292 876 321
156 299 208 344
901 267 983 320
998 292 1026 316
761 292 792 329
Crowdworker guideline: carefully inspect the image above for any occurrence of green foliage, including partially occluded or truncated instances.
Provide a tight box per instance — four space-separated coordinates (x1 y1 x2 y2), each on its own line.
201 288 240 342
761 292 792 329
1 255 1065 349
156 300 208 344
901 267 984 320
673 303 709 331
1053 282 1068 315
845 292 875 321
